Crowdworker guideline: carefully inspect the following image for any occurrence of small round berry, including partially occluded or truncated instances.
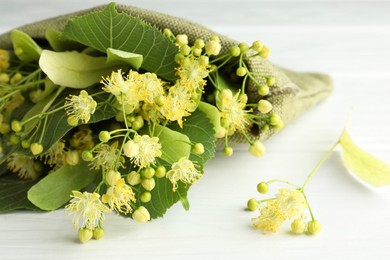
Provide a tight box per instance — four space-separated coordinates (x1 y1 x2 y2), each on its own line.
236 67 247 77
141 167 155 179
127 171 142 186
81 150 93 161
140 191 152 203
30 143 43 155
307 220 322 235
257 182 269 194
251 40 263 52
247 198 259 211
238 42 249 53
229 46 241 57
11 120 22 132
99 131 111 143
155 166 167 178
192 143 205 155
258 85 269 96
141 178 156 191
223 146 233 157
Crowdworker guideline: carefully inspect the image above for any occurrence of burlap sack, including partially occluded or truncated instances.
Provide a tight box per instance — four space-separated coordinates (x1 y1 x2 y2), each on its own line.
0 4 332 143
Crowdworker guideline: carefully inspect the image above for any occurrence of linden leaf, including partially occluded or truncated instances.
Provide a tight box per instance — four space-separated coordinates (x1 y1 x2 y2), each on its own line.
27 162 99 211
45 28 84 52
39 50 121 88
10 30 42 62
0 177 39 213
106 48 143 69
339 128 390 187
197 101 222 138
62 2 178 82
154 125 191 165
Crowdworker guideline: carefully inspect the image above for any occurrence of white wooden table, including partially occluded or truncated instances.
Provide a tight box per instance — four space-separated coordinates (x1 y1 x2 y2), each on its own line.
1 0 390 259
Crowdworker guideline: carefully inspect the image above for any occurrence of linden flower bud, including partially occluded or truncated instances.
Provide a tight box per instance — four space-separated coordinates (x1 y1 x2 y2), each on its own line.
291 218 306 234
193 48 202 57
238 42 249 53
81 150 93 161
251 40 263 52
99 131 111 143
132 116 144 131
123 140 140 158
140 191 152 203
10 135 20 145
180 44 191 56
141 178 156 191
247 198 259 211
270 114 283 127
0 123 10 134
93 227 105 240
21 140 30 149
67 115 79 127
194 39 205 49
267 77 276 86
257 182 269 194
163 28 173 37
258 85 269 96
175 53 185 64
307 220 322 235
132 206 151 223
205 40 222 56
155 165 167 178
10 73 23 84
198 55 209 66
66 150 79 166
229 46 241 57
210 35 220 42
0 73 10 83
30 143 43 155
11 120 22 132
127 171 142 185
176 34 188 46
106 170 121 186
223 146 233 157
215 126 226 138
78 228 93 243
141 167 155 179
257 100 273 114
192 143 205 155
249 140 266 157
259 46 270 58
236 67 247 77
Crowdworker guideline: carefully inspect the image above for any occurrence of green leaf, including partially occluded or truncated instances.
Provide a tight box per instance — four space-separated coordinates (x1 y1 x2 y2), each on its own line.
154 125 191 164
39 50 122 88
10 30 42 62
132 109 216 219
27 162 99 210
197 101 222 137
45 28 85 52
0 177 39 213
106 48 143 69
339 129 390 187
62 2 178 82
170 108 217 165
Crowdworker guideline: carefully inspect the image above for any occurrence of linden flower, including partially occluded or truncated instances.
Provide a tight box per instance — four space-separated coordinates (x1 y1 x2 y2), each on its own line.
64 90 97 125
160 85 193 127
276 188 307 219
65 191 109 230
252 188 307 233
102 179 136 214
101 69 129 96
217 89 251 134
125 135 162 168
89 142 123 172
166 157 202 191
176 58 209 90
137 72 164 104
252 200 286 232
41 141 66 168
7 154 40 180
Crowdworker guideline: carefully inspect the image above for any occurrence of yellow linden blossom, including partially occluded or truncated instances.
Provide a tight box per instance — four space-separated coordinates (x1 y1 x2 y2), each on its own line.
160 84 193 128
0 49 10 69
276 188 307 219
252 200 286 232
4 92 25 113
64 90 97 125
102 178 136 214
252 188 307 232
166 157 202 191
7 154 40 180
65 191 109 230
41 141 66 168
137 72 164 104
176 57 209 91
101 69 129 96
89 142 123 172
217 89 251 135
125 135 162 168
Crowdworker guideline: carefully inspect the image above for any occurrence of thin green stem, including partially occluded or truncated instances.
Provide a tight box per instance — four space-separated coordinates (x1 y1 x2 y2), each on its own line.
301 190 315 220
266 179 301 189
301 141 339 190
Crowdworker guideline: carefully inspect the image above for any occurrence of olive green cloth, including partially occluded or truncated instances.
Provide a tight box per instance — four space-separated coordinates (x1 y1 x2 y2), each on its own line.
0 4 333 143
